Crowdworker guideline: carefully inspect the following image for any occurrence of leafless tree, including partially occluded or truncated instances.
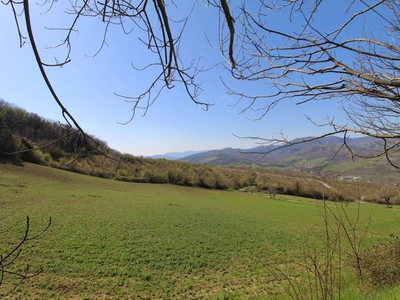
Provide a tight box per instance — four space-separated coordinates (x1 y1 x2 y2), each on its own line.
268 183 278 199
3 0 400 166
227 0 400 168
379 185 397 207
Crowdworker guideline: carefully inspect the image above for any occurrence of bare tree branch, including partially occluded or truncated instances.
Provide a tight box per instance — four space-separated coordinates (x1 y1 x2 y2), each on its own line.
0 216 51 298
221 0 400 167
4 0 400 167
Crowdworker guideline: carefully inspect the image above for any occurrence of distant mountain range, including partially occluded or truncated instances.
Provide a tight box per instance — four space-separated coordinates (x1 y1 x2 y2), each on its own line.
150 136 400 183
150 150 207 160
173 136 400 183
152 136 379 165
177 136 373 165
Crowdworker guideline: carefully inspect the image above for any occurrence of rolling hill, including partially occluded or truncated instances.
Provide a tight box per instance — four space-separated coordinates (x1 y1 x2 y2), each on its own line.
178 136 400 183
2 99 399 184
179 136 372 166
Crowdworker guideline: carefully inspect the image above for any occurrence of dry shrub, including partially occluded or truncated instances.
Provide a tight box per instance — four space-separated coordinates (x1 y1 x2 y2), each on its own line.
360 235 400 287
25 150 46 164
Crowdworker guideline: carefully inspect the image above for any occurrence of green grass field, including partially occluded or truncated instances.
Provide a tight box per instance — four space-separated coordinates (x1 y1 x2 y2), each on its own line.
1 161 400 299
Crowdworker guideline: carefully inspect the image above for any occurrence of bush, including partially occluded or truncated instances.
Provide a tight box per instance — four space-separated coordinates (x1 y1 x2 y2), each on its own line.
24 150 46 164
360 235 400 287
47 145 64 160
117 169 130 177
167 169 184 184
214 179 228 190
43 153 53 164
145 170 168 183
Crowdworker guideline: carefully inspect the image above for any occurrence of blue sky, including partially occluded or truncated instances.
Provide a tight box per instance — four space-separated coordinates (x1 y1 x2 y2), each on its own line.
0 1 371 156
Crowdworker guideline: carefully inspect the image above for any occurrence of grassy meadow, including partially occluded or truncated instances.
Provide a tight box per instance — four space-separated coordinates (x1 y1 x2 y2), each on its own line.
1 161 400 299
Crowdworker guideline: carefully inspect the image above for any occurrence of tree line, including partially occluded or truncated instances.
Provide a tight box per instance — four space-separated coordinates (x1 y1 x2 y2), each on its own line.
1 99 398 205
0 99 109 162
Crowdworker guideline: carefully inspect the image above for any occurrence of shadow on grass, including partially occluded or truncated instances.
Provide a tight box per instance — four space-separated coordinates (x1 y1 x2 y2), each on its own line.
0 157 24 167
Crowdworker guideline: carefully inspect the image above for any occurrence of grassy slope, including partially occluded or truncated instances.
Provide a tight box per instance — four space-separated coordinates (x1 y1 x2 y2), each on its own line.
0 162 399 299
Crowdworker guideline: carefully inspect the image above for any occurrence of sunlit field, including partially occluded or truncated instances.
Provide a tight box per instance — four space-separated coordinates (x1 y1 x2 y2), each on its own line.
1 161 399 299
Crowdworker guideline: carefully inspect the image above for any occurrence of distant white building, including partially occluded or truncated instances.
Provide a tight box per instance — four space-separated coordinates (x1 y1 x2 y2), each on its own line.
340 176 361 182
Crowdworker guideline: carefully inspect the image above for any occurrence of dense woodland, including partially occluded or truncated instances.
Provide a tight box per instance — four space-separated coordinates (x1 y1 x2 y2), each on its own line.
1 99 399 205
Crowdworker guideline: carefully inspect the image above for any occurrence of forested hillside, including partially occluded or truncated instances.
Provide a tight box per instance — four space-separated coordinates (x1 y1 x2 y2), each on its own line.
0 100 110 162
1 99 398 205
